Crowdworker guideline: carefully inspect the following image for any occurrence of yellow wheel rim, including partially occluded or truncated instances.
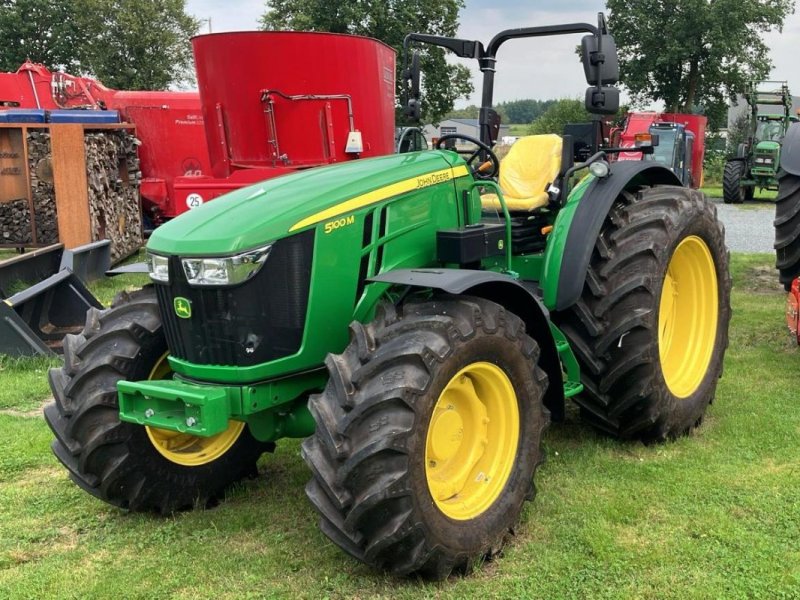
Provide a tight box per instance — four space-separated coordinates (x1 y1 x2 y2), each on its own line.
144 353 245 467
658 236 719 398
424 362 520 520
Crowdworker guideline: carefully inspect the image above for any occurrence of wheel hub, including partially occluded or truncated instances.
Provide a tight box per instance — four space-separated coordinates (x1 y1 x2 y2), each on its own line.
425 362 519 520
658 235 719 398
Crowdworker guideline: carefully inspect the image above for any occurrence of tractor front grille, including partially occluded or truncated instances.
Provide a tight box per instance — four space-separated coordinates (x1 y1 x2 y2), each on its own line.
155 229 315 367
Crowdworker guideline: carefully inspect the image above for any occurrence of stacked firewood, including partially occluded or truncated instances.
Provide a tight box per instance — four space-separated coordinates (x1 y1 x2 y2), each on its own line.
85 131 142 262
0 129 142 262
29 132 58 244
0 198 32 244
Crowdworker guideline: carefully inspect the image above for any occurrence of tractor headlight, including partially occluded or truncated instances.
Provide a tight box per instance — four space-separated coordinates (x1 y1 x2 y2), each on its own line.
147 252 170 283
181 245 272 286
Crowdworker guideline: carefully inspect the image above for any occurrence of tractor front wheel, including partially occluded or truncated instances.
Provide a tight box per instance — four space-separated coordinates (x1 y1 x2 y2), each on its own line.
723 160 746 204
774 172 800 290
44 287 269 513
554 186 731 442
302 296 549 579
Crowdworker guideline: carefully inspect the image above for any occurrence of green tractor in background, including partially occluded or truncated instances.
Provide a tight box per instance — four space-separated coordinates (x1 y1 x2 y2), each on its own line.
724 81 797 203
44 13 731 579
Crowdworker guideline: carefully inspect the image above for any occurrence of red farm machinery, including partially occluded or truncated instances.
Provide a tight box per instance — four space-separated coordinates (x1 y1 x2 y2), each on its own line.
0 32 396 225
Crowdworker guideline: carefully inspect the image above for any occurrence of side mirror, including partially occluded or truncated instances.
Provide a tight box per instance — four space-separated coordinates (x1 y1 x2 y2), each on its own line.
585 86 619 115
403 52 421 122
581 34 619 85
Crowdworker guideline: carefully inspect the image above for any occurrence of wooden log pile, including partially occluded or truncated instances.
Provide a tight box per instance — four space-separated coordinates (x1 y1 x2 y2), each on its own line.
85 131 142 262
0 127 142 262
29 131 58 245
0 197 32 244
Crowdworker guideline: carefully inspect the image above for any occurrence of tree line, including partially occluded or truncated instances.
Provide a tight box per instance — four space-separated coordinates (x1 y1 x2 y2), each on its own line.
0 0 198 90
0 0 793 129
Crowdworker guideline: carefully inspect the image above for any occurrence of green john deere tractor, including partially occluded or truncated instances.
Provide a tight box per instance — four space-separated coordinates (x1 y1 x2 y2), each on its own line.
724 81 797 203
44 14 731 579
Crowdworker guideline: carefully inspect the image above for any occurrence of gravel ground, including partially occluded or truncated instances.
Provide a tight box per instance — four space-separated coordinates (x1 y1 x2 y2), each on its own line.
711 199 776 253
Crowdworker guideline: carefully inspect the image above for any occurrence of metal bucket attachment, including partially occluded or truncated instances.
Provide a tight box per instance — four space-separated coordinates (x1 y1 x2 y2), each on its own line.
0 300 54 357
60 240 111 285
3 270 102 354
0 244 64 297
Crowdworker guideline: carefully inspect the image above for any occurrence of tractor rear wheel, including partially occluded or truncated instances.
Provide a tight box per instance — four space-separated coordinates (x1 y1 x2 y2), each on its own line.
774 172 800 290
302 296 548 579
44 287 269 513
723 160 746 203
554 186 731 442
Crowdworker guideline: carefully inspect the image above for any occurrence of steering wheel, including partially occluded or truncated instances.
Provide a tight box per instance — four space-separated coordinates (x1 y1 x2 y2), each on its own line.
435 133 500 180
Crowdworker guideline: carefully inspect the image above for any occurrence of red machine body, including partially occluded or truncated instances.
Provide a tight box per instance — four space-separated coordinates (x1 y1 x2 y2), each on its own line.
176 31 396 211
612 111 707 188
0 62 210 221
0 31 396 221
787 278 800 345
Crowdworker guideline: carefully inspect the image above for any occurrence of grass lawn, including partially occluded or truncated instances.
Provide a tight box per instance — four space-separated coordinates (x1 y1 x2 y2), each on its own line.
1 254 798 598
701 186 778 201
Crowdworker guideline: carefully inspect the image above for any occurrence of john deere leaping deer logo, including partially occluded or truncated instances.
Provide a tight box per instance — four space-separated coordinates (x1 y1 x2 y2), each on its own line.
173 297 192 319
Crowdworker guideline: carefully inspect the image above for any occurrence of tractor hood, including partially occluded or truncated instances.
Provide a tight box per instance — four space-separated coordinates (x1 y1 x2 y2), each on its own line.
147 151 463 256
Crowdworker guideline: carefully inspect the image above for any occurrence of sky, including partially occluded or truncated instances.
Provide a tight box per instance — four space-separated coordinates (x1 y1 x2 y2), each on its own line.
184 0 800 107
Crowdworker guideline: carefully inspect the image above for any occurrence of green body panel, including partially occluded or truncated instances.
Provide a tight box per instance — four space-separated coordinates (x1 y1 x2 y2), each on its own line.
540 174 595 310
119 371 325 441
749 140 781 181
147 151 463 256
120 148 593 440
160 153 470 384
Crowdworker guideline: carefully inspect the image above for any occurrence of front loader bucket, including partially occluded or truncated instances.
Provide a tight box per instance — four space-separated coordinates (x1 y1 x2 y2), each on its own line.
0 300 54 357
2 270 102 355
0 244 63 298
60 240 111 285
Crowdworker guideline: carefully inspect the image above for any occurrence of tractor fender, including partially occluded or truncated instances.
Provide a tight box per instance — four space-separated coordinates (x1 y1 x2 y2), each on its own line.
780 122 800 176
551 161 682 312
370 268 565 421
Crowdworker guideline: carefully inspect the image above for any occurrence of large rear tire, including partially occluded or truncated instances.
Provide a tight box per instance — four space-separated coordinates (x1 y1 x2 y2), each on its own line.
302 296 548 579
723 160 746 204
44 287 269 513
774 172 800 290
553 186 731 442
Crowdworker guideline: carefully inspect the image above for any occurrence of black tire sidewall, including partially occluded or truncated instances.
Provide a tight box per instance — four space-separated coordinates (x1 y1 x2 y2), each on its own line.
403 331 544 554
651 202 729 434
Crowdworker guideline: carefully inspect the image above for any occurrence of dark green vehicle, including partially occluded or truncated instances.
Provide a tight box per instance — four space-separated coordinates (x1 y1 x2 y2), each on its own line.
45 14 731 579
724 81 797 203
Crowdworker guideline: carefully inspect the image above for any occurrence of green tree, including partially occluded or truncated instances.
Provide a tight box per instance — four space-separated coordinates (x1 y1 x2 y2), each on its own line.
607 0 795 129
83 0 199 89
261 0 473 123
528 98 590 135
0 0 89 72
499 99 555 124
0 0 198 90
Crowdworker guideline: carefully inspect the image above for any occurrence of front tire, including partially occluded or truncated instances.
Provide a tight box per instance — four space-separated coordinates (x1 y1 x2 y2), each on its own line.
774 172 800 290
554 186 731 442
302 296 549 579
44 288 268 513
723 160 746 204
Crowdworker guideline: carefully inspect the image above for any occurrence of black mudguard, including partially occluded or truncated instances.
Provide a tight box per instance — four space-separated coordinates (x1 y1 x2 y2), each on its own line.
370 268 565 421
555 161 682 311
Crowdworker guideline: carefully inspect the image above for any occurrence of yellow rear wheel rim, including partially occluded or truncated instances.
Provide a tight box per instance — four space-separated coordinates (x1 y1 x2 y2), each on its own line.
144 353 245 467
658 236 719 398
424 362 520 520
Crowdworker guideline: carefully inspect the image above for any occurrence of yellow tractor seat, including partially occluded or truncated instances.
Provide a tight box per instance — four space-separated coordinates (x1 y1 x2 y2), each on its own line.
482 134 563 212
